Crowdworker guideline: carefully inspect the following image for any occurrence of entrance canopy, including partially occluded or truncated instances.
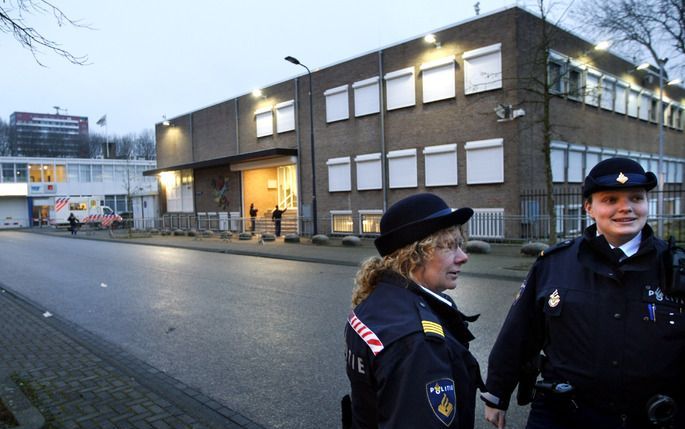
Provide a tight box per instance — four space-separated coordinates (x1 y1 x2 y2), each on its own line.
143 148 298 176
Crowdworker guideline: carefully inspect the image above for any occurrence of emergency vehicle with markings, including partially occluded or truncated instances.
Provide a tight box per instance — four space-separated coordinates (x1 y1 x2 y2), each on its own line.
50 196 123 228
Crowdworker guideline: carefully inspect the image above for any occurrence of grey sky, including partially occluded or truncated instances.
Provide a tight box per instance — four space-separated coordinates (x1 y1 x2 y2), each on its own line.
3 1 573 137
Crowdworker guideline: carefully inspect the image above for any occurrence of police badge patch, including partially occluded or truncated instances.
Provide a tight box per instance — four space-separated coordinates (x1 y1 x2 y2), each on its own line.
426 378 456 426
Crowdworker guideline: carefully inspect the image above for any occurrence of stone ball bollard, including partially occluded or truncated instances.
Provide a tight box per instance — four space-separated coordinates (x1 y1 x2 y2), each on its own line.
284 234 300 243
465 240 491 254
312 234 329 245
342 236 361 247
520 241 549 256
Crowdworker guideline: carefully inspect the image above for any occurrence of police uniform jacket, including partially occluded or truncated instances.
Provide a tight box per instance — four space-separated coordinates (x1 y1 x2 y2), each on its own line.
484 224 685 417
345 272 481 428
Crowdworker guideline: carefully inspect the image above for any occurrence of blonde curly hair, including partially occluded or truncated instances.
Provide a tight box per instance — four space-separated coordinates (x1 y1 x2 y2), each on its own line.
351 226 464 306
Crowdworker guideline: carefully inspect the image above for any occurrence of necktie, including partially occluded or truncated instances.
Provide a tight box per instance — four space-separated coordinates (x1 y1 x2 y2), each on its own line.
612 247 627 263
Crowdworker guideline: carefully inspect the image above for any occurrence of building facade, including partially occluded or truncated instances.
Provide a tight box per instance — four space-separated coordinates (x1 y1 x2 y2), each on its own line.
0 156 158 228
9 112 89 158
150 6 685 240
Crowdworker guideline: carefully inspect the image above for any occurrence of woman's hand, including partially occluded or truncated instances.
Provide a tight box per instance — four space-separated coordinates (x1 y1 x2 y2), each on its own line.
484 405 506 428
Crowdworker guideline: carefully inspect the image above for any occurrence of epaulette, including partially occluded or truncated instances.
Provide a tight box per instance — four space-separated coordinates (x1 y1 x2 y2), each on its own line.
539 239 574 258
415 301 445 340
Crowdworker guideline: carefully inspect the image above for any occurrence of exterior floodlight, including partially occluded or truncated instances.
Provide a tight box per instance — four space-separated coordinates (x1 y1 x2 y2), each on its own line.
594 41 611 51
162 115 170 126
637 63 651 71
424 34 441 48
252 89 265 98
668 78 682 86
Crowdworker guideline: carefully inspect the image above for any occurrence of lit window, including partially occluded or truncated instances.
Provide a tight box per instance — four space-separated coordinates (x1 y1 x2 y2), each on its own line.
331 210 353 234
353 77 380 117
385 67 416 110
463 43 502 95
359 210 382 234
420 56 455 103
465 138 504 184
324 85 349 123
276 100 295 133
326 157 351 192
255 107 273 138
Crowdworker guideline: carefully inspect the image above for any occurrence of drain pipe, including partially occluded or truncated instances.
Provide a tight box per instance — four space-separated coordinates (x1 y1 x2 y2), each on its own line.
378 50 388 211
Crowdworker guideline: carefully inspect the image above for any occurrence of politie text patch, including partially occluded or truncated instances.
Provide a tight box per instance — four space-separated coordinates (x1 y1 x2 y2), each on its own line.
426 378 456 426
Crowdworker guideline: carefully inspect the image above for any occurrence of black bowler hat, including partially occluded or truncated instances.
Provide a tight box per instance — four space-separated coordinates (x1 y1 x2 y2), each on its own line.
374 193 473 257
582 157 657 198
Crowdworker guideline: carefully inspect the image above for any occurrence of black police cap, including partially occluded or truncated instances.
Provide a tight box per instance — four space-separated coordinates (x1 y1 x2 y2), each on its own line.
582 157 657 198
374 193 473 257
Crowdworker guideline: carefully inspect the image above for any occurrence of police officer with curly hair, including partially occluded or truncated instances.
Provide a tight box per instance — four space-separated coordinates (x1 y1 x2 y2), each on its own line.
483 157 685 429
344 193 483 428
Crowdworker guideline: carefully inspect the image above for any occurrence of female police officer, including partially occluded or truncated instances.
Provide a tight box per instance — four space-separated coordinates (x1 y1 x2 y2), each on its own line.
483 157 685 429
344 193 482 428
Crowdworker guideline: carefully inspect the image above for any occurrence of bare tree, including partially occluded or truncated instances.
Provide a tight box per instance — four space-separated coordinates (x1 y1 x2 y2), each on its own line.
0 0 88 65
136 129 156 160
574 0 684 75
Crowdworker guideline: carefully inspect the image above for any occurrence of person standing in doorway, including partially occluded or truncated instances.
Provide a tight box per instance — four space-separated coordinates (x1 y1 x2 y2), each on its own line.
272 205 287 237
249 203 258 233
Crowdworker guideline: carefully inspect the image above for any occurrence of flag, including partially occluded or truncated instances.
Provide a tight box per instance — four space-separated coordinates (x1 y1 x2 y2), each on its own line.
96 115 107 126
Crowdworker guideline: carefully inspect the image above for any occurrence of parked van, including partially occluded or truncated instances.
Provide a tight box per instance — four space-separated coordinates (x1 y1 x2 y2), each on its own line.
50 196 123 228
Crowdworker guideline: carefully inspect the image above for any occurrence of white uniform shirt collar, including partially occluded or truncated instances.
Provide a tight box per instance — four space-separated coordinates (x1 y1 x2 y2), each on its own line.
416 284 453 307
599 230 642 257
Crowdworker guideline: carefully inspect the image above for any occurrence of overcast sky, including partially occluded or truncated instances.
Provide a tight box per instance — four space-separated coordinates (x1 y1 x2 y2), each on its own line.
2 1 578 137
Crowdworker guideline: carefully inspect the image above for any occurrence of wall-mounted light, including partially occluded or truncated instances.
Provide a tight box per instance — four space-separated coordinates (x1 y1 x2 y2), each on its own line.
594 40 611 51
637 62 651 71
668 78 682 86
252 89 266 99
162 115 171 127
424 34 441 49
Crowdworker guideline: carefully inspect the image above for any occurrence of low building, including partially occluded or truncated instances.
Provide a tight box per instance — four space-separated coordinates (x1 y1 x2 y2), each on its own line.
0 156 158 228
150 6 685 240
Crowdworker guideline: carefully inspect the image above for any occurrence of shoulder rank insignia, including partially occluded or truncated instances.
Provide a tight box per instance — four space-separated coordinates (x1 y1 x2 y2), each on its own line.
426 378 456 426
616 172 628 184
548 289 561 308
348 311 384 355
422 320 445 338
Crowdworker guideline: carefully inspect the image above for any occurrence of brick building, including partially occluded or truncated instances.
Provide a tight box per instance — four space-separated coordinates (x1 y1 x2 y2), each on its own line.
149 6 685 240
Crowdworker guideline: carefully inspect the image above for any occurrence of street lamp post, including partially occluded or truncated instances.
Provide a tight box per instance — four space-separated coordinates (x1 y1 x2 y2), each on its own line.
285 56 318 235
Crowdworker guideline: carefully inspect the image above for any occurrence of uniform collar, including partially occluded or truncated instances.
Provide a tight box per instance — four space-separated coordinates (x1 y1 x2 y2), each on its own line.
606 231 642 258
415 283 453 307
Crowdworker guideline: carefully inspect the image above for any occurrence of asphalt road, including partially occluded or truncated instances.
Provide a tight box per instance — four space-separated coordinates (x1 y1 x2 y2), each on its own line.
0 231 530 428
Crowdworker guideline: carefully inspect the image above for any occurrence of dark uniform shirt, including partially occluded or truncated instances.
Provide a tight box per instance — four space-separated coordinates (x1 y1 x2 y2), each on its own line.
485 224 685 422
345 272 481 428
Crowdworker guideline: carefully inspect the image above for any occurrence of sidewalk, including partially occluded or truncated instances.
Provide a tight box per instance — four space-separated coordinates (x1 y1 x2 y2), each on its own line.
1 228 535 429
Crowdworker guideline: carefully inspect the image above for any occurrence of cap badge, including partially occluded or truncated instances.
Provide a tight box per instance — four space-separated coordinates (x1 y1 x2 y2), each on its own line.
548 289 561 308
616 172 628 184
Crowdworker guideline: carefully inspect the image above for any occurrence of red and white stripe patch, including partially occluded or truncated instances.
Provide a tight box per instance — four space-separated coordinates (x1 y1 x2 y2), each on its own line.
54 197 69 212
348 311 384 355
82 214 122 227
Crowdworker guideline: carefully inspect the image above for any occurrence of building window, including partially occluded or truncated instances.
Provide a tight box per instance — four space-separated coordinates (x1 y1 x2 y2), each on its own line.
15 163 27 183
330 210 353 234
385 67 416 111
548 60 564 93
639 91 651 121
326 157 351 192
354 153 382 190
423 143 458 186
568 148 584 183
465 138 504 184
615 81 628 115
584 69 600 107
103 165 113 182
324 85 349 123
1 163 14 183
568 68 582 99
599 76 615 111
162 169 194 213
79 164 91 182
421 56 455 103
387 148 417 188
353 77 380 117
255 107 273 138
551 144 565 182
275 100 295 133
463 43 502 95
91 164 103 182
628 88 640 118
359 210 382 235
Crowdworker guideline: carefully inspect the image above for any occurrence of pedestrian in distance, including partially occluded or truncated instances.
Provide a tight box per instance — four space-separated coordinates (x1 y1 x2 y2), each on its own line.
249 203 258 233
343 193 483 429
483 157 685 429
67 212 79 236
271 205 286 237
